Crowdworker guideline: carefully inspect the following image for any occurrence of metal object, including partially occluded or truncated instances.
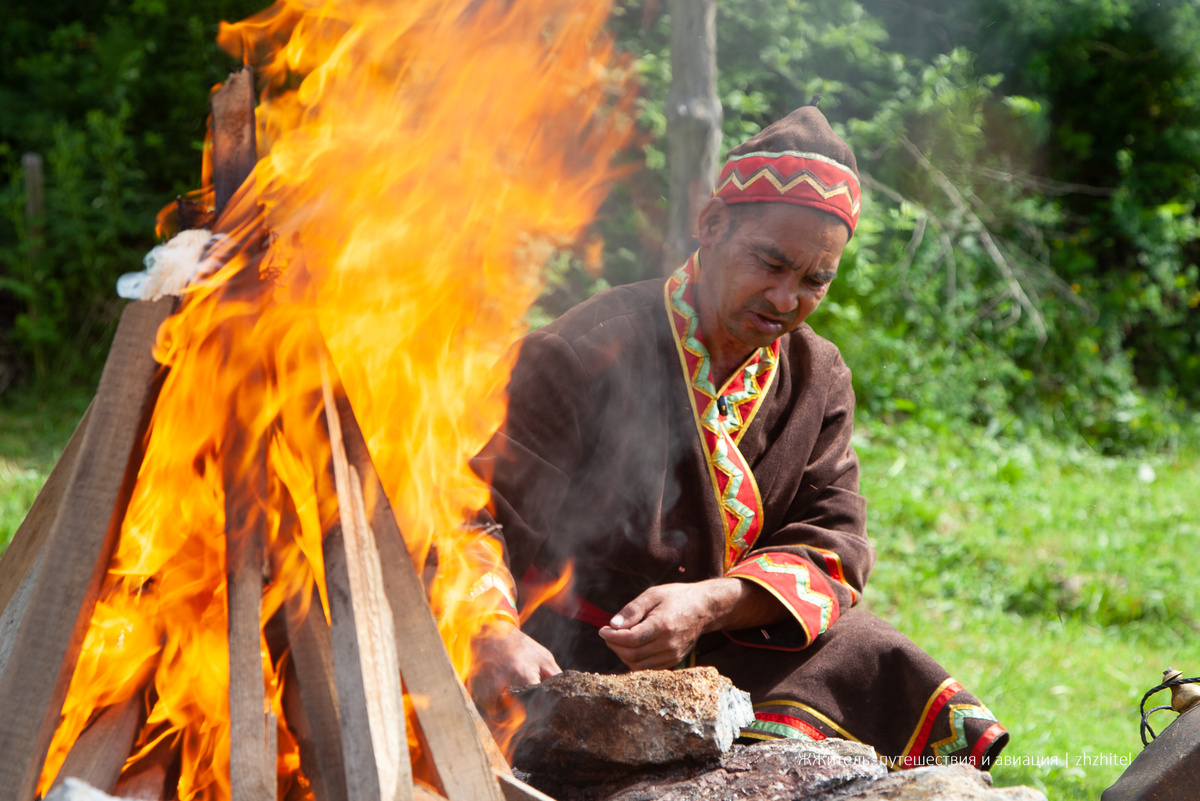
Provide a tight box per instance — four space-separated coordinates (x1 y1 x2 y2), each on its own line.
1102 667 1200 801
1164 667 1200 715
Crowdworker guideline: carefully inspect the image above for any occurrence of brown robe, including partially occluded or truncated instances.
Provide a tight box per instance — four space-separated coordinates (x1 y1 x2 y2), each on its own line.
474 272 1008 768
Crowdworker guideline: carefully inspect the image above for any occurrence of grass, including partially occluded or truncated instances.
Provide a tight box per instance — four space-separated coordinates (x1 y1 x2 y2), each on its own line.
855 419 1200 798
2 392 1197 799
0 390 90 550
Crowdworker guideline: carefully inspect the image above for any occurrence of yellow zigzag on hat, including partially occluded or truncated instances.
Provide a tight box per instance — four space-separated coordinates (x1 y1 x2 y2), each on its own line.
716 165 862 214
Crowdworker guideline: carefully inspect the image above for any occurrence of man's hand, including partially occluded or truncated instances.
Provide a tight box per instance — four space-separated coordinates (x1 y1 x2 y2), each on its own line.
469 621 562 714
598 583 710 670
599 578 788 671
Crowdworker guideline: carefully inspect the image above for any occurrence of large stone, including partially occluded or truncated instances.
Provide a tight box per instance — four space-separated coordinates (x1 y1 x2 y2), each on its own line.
511 667 753 780
592 739 887 801
522 738 1049 801
836 762 1048 801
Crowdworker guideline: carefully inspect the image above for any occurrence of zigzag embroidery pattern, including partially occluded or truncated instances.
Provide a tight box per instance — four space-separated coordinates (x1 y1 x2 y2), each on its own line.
703 418 756 559
697 353 777 560
669 270 757 557
715 162 862 215
665 259 778 566
738 553 835 636
667 262 778 435
718 351 777 442
747 698 860 742
931 703 999 758
668 273 718 396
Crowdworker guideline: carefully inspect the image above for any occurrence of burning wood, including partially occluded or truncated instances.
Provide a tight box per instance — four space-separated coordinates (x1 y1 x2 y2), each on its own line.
0 296 175 801
0 0 633 800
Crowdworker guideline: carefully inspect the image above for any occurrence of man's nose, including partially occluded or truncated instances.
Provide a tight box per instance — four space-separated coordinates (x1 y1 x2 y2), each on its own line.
763 277 800 313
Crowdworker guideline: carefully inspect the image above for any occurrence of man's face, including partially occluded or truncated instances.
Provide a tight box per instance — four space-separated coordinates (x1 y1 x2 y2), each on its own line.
695 199 850 358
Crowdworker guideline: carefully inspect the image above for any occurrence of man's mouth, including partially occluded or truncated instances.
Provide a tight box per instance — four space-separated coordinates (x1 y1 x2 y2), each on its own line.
747 310 790 335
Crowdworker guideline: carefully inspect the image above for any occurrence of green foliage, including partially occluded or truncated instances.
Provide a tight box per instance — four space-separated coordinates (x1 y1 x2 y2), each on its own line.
0 103 146 385
851 0 1200 439
528 249 612 329
0 0 264 392
589 0 1200 452
4 0 1200 440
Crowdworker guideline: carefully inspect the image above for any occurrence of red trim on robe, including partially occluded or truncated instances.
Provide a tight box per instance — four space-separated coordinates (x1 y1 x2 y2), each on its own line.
810 546 859 603
492 592 520 626
970 723 1008 766
752 711 828 741
901 680 964 767
725 551 841 650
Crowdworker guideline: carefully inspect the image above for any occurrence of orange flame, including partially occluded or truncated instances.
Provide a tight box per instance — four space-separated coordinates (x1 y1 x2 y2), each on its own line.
38 1 633 798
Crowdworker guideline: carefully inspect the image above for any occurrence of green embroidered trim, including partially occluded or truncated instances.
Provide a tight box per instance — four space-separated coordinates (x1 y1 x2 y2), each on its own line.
933 705 998 758
743 720 819 741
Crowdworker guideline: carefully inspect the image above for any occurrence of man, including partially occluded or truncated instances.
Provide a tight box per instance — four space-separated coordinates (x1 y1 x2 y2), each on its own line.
468 105 1009 768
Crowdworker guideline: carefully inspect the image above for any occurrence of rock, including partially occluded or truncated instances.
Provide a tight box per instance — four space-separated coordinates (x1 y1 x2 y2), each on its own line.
833 762 1048 801
511 667 754 780
592 739 887 801
522 738 1048 801
507 667 1046 801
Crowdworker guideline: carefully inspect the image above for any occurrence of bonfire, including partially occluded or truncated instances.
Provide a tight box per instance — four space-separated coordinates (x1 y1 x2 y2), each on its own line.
0 2 634 800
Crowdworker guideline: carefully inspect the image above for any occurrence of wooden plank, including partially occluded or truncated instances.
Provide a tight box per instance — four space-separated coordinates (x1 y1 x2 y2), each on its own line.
413 786 447 801
0 297 174 801
210 67 257 221
110 726 176 801
281 589 349 801
213 63 265 784
49 690 144 794
470 687 512 774
0 402 89 677
321 365 411 801
332 391 504 801
226 458 275 801
322 526 390 801
0 403 91 619
0 547 41 680
497 772 557 801
406 771 555 801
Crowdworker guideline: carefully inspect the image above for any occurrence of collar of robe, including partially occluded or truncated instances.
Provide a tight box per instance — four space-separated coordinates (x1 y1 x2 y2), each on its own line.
664 253 780 569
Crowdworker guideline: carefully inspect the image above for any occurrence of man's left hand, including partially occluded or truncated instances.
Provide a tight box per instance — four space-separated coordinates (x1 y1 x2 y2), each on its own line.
598 577 786 670
598 583 711 670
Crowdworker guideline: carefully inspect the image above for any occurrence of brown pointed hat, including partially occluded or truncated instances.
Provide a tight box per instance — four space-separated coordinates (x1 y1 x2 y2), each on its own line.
713 105 862 235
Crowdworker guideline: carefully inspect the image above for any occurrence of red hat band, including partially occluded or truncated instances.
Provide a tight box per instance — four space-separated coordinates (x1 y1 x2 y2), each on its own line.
714 150 862 234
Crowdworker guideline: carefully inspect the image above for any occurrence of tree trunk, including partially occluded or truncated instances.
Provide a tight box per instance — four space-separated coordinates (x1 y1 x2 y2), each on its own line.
662 0 721 274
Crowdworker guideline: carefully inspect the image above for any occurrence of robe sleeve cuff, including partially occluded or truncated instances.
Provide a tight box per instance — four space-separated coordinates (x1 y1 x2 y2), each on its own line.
724 551 841 650
466 569 520 626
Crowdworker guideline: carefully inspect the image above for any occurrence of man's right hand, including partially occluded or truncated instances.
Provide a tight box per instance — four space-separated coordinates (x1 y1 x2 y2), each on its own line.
469 621 562 714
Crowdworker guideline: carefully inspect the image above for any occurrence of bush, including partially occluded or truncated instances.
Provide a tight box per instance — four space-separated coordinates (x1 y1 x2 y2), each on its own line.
0 0 264 392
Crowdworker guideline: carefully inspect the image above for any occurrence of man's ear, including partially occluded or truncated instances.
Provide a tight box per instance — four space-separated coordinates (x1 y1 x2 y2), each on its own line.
696 197 731 247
